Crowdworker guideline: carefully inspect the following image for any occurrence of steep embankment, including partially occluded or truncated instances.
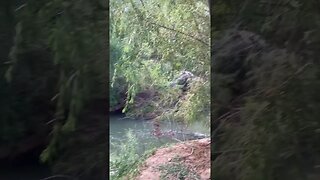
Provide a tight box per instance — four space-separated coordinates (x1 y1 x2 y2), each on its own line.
135 138 210 180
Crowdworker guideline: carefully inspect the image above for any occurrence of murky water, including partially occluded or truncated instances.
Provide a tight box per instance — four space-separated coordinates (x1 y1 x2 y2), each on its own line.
109 114 209 155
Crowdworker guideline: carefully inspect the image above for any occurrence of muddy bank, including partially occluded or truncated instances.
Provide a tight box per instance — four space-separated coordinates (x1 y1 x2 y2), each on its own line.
135 138 211 180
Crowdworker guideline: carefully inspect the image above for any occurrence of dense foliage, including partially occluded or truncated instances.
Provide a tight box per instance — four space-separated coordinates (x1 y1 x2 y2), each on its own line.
0 0 107 178
212 0 320 179
110 0 210 126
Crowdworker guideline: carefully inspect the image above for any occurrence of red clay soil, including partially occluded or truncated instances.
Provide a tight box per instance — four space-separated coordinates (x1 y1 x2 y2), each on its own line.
135 138 211 180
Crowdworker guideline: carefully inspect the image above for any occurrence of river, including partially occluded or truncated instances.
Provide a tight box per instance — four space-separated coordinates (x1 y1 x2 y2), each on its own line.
110 114 209 155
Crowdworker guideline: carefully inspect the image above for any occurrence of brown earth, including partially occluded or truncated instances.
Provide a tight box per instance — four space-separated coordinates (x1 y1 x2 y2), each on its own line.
135 138 211 180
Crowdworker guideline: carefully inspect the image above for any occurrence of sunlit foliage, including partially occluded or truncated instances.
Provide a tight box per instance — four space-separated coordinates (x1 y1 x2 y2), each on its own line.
110 0 210 126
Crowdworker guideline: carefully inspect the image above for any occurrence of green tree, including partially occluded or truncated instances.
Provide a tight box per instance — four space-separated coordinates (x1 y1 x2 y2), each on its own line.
110 0 210 126
212 1 320 179
4 0 108 178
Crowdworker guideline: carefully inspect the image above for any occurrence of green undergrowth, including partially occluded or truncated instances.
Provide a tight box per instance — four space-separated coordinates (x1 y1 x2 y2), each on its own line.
110 0 210 127
110 129 204 180
110 130 168 180
158 155 201 180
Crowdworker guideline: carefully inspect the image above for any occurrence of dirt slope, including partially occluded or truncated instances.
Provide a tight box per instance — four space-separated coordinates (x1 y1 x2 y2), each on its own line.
135 138 211 180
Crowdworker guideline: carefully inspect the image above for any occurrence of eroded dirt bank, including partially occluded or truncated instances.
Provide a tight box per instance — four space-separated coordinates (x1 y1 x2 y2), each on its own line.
135 138 210 180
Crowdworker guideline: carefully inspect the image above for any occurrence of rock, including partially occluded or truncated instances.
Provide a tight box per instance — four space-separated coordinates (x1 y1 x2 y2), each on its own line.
169 70 195 91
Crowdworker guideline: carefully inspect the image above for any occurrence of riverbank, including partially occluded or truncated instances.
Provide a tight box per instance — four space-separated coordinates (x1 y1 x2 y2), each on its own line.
135 138 210 180
110 114 210 180
110 113 209 151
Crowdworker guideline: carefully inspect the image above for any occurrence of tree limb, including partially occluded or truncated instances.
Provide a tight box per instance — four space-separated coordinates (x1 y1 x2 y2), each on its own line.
148 21 210 47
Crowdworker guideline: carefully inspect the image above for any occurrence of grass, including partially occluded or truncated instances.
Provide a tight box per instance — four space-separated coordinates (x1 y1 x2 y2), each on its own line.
109 129 158 180
109 129 196 179
157 155 201 180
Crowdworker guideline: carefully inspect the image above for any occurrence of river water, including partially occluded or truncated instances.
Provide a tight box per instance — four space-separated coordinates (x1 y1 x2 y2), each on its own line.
110 114 209 155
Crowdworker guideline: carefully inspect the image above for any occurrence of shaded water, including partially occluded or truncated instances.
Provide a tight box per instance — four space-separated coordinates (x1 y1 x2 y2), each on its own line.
110 114 209 155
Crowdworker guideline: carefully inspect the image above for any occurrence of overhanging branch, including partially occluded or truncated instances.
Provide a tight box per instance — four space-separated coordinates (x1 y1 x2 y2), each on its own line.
148 21 210 47
129 0 210 47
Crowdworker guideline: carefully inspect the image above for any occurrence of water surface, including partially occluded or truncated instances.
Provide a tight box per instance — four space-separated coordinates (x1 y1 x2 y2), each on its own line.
110 114 209 155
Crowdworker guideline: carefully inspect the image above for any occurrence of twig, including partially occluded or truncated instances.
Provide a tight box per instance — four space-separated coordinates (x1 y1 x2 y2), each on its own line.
46 118 57 125
148 21 210 47
15 3 27 12
39 175 78 180
186 147 194 157
171 137 183 143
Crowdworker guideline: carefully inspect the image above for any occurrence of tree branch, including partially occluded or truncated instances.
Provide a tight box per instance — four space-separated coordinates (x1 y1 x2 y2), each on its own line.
148 21 210 47
128 0 209 46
